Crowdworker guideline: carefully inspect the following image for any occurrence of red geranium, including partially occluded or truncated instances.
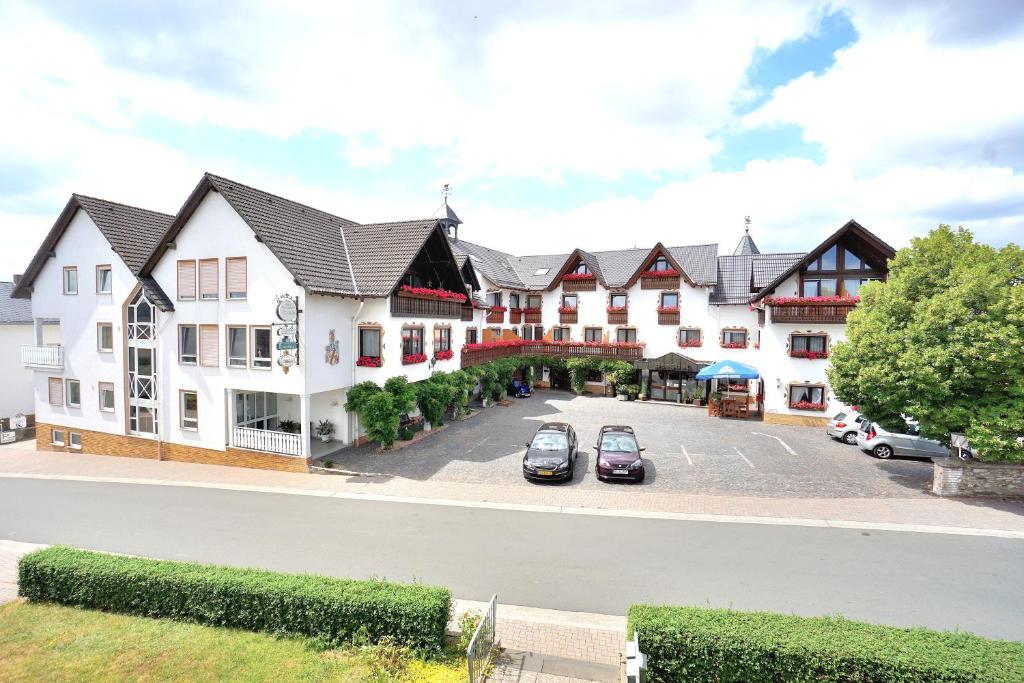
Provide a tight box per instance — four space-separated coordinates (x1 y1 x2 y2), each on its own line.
791 400 827 411
764 295 860 305
558 306 578 313
402 353 428 365
356 355 382 367
488 305 508 313
607 306 627 313
462 340 524 352
657 306 680 314
562 272 596 281
399 284 468 303
721 341 747 349
791 349 828 359
522 307 542 314
678 339 701 348
644 268 680 278
434 350 455 361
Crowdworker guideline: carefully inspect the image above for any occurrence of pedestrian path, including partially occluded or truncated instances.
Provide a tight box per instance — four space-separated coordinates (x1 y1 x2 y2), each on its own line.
0 540 45 604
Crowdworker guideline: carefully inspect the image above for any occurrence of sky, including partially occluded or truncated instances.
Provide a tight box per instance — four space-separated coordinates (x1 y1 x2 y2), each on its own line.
1 0 1023 279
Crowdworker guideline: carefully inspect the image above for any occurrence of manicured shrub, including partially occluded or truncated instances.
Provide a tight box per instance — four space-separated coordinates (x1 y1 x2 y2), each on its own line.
384 375 417 416
19 547 452 653
363 392 399 447
627 605 1024 683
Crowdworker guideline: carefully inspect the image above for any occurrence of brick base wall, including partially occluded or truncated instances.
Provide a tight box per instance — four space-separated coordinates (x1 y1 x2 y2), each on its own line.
763 412 830 428
932 459 1024 498
35 422 310 473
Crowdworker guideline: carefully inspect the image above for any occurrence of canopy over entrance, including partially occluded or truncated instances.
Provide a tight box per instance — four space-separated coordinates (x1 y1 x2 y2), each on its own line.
696 359 760 380
633 351 709 373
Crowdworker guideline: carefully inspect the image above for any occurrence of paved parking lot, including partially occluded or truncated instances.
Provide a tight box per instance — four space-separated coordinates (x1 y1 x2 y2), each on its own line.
333 390 935 498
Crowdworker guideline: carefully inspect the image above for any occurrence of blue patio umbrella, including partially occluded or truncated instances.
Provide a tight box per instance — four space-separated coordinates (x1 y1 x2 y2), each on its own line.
695 359 760 381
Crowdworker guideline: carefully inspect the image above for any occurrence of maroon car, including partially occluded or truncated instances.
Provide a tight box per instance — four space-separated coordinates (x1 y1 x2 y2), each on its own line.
594 425 645 483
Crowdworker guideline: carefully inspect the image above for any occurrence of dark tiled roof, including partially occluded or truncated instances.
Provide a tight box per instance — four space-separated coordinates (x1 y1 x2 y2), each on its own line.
0 282 32 323
510 253 571 289
73 195 173 274
666 244 718 286
137 276 174 312
711 252 805 304
449 238 527 289
344 218 446 296
753 252 805 288
732 233 760 256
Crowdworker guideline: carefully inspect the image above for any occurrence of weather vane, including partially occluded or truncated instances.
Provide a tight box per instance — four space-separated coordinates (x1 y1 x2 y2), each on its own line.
744 215 751 234
442 183 451 202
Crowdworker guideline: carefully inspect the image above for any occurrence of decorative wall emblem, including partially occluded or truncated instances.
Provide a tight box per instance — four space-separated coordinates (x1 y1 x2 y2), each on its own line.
325 329 340 366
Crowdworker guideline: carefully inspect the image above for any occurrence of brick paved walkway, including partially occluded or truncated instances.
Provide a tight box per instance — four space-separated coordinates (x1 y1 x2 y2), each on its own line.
2 448 1023 533
0 540 45 604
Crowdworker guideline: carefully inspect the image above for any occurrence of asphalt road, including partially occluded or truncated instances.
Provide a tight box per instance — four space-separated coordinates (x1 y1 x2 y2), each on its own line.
2 478 1022 640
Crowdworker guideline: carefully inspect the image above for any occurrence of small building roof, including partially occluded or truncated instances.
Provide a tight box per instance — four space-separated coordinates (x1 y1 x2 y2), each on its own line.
0 282 32 323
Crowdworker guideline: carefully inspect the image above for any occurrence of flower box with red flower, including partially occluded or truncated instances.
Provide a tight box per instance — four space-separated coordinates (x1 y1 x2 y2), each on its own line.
606 306 627 313
656 306 680 313
356 355 382 367
398 284 468 303
790 349 829 360
657 306 680 325
764 295 860 306
434 350 455 361
791 400 827 411
562 273 595 281
558 306 578 314
488 305 507 313
678 339 701 348
765 295 860 324
721 341 747 349
644 268 680 278
641 269 681 289
402 353 428 365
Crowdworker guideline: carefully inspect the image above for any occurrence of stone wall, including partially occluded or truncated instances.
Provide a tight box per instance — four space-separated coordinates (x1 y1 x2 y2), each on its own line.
36 422 310 473
932 459 1024 498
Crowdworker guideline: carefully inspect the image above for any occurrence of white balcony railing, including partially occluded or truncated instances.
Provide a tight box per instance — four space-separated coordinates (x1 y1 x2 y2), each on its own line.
21 345 64 370
231 426 303 456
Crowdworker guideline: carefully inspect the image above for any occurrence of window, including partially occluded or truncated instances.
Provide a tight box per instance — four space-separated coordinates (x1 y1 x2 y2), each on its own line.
51 429 65 446
99 382 115 412
552 327 570 341
402 327 424 355
722 329 747 346
802 278 837 297
790 384 826 409
561 294 578 309
488 291 502 307
199 325 219 367
609 293 627 308
96 265 112 294
63 266 78 295
177 260 197 300
252 327 272 368
820 245 837 270
509 293 520 309
572 262 589 274
843 277 878 297
434 326 452 352
584 327 602 342
660 292 679 309
225 257 247 300
69 432 82 449
234 391 279 430
466 328 478 345
130 405 157 435
199 258 219 300
97 323 114 352
227 326 247 367
526 295 542 309
66 379 81 407
48 377 64 406
522 325 533 341
359 327 381 358
534 268 550 276
844 248 861 270
179 325 197 364
534 325 544 339
180 390 199 430
678 328 701 345
792 334 827 353
616 328 637 343
650 256 669 272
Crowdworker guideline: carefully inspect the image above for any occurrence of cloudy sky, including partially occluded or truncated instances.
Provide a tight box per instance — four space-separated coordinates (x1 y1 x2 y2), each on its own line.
1 0 1022 279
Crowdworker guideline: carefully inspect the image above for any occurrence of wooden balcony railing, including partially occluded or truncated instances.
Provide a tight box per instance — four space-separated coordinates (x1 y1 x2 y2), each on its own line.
509 309 523 324
607 310 628 325
461 341 643 368
657 311 680 325
391 293 464 319
641 275 680 290
486 310 505 324
524 310 542 324
770 302 857 324
562 278 597 292
559 309 578 324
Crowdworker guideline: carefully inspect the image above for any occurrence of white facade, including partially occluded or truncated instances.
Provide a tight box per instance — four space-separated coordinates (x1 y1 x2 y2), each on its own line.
0 323 34 420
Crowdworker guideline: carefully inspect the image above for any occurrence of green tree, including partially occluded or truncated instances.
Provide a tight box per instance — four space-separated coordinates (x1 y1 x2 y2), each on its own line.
362 392 399 448
344 381 382 414
383 375 417 416
416 376 451 427
828 225 1024 461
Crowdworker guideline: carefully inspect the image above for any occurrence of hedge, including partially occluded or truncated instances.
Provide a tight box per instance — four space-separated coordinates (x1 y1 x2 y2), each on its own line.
627 605 1024 683
18 547 452 652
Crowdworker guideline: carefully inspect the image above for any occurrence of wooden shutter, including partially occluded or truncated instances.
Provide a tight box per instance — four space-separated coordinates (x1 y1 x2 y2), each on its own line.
48 377 64 406
225 257 247 299
177 260 196 300
199 259 218 300
200 325 219 367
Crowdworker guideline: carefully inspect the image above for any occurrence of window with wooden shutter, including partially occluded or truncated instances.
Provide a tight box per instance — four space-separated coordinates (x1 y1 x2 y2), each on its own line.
226 257 247 300
177 260 197 300
199 259 218 300
48 377 64 406
200 325 219 366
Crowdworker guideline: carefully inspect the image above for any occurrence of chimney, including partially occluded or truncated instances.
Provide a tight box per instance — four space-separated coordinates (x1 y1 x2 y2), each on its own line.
13 274 22 285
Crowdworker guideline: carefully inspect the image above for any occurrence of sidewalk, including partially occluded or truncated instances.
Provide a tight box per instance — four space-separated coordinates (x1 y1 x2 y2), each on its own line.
3 448 1023 534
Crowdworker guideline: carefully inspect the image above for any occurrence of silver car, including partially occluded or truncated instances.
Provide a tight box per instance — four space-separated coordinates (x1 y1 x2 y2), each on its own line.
855 421 962 460
826 410 866 445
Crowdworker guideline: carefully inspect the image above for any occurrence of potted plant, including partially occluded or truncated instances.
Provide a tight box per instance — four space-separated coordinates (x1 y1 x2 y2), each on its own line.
615 383 629 401
695 384 707 406
315 419 334 443
278 419 301 434
627 384 640 400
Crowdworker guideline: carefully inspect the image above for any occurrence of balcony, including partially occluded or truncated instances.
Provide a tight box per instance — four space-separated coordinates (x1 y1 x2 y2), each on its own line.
607 309 628 325
486 309 505 324
461 341 643 368
509 309 523 324
769 301 857 324
21 345 64 370
524 309 542 324
559 309 578 324
232 426 303 456
561 277 597 292
390 293 464 319
640 274 680 290
657 310 680 325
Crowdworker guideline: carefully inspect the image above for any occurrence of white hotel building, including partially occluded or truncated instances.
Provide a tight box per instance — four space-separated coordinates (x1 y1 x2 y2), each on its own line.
12 173 894 471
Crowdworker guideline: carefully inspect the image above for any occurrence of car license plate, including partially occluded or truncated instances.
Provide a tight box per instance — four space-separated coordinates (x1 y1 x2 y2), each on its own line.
613 469 629 475
537 470 553 476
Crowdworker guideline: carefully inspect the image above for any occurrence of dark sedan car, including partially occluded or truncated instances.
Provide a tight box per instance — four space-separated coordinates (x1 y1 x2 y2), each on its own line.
523 422 578 482
595 425 645 483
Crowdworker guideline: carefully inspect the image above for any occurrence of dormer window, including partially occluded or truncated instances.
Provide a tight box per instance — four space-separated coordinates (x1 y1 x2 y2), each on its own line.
572 262 589 275
650 256 669 272
534 268 550 276
801 241 883 297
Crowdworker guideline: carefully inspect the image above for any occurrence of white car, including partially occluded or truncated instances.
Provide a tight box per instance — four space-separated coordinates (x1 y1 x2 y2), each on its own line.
826 410 866 445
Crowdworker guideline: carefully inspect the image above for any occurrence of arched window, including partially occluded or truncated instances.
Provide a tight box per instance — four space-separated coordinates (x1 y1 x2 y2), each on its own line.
128 290 155 341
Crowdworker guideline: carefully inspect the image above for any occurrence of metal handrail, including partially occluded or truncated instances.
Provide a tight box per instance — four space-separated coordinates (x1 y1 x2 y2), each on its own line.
466 594 497 682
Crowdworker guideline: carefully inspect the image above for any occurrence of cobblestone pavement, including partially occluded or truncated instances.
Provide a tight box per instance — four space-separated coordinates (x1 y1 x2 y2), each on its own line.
497 620 622 666
332 390 937 498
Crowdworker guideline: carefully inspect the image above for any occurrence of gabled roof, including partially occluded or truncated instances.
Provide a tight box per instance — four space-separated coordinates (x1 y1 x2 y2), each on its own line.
710 252 805 304
11 194 173 302
546 248 607 290
449 238 529 289
733 232 760 256
345 218 458 296
0 282 32 323
750 219 896 303
623 243 693 288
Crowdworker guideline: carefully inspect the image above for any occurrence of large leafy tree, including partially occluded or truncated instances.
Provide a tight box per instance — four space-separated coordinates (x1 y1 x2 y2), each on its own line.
828 226 1024 462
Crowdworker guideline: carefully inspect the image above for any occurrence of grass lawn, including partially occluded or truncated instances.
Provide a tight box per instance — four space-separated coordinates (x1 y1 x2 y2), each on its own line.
0 600 465 682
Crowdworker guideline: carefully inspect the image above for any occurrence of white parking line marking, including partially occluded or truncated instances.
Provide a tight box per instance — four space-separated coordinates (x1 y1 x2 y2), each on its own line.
734 447 755 469
466 437 489 453
681 444 693 466
751 432 797 455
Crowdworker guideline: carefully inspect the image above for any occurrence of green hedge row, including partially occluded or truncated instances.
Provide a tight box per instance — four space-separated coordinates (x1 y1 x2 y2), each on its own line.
627 605 1024 683
19 547 452 652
